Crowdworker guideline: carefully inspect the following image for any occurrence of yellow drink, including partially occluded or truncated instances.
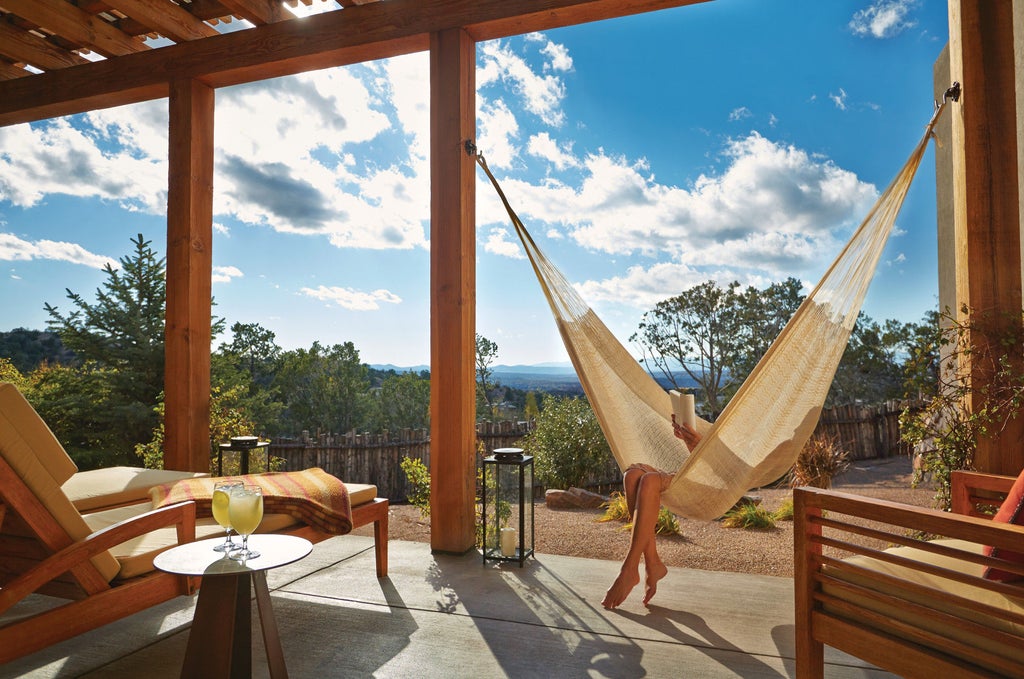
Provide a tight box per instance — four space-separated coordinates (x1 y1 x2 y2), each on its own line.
228 490 263 536
212 488 232 529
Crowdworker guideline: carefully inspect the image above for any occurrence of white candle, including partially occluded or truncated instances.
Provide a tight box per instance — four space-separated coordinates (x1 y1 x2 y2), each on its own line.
669 390 696 429
500 527 516 557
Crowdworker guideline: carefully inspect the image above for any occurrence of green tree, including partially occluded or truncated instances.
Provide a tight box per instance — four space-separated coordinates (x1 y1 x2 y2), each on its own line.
522 395 616 489
374 370 431 431
476 334 499 417
523 391 540 421
632 280 745 417
275 341 371 434
214 322 285 433
42 234 167 458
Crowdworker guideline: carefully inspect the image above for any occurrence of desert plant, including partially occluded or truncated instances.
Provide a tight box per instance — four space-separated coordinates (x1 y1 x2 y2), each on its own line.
900 305 1024 509
722 503 776 529
400 456 431 518
521 395 616 490
789 433 850 489
597 492 680 536
773 497 795 522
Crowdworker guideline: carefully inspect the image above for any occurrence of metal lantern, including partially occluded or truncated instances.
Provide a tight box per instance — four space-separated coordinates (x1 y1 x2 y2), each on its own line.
481 448 534 566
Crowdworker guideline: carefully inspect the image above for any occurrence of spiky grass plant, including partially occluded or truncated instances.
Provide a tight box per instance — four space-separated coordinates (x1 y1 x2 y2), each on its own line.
789 433 851 490
773 497 795 522
722 503 776 529
598 492 681 535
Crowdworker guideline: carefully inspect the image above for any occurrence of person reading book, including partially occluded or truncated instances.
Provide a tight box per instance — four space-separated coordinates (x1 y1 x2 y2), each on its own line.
600 415 701 609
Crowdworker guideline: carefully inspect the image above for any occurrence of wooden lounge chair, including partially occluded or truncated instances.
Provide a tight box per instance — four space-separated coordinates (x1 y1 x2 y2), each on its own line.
0 382 389 663
795 470 1024 679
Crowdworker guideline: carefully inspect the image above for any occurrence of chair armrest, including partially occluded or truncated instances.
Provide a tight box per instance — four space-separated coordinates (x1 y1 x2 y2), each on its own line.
951 470 1015 516
0 501 197 615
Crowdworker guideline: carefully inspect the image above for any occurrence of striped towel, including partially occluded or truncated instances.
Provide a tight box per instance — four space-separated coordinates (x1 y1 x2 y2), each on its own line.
149 467 352 535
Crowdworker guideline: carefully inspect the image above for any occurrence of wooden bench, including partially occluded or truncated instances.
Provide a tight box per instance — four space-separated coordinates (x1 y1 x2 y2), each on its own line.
795 471 1024 678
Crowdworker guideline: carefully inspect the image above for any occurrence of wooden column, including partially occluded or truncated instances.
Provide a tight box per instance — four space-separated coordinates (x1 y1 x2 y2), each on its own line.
164 79 214 473
948 0 1024 474
429 27 477 553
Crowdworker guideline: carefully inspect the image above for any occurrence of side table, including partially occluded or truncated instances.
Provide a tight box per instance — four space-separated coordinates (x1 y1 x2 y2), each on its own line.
153 534 312 679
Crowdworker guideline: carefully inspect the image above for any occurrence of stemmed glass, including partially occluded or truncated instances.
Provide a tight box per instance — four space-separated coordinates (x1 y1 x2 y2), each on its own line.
228 485 264 561
211 481 244 552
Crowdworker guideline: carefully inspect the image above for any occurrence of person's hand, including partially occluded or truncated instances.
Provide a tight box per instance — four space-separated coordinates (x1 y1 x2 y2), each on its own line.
672 414 702 451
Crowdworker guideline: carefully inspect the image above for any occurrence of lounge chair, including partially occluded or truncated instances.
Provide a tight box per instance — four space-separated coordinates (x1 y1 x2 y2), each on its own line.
0 382 388 663
795 469 1024 678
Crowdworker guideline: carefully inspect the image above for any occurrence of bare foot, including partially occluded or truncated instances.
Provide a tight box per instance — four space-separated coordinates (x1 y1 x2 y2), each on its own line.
642 558 669 606
601 568 640 609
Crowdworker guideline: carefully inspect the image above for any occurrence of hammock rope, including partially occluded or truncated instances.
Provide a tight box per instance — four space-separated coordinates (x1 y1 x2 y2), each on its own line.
476 89 956 520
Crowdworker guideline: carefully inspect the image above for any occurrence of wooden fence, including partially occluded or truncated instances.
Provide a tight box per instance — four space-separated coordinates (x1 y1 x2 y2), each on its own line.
267 402 919 501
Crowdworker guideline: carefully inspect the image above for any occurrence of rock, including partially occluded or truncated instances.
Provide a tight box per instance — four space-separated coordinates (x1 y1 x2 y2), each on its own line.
545 488 609 509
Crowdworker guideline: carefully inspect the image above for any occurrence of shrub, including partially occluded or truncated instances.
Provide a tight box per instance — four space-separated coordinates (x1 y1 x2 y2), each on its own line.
521 395 615 490
400 456 431 518
597 492 681 536
789 433 850 489
722 503 776 529
773 497 795 522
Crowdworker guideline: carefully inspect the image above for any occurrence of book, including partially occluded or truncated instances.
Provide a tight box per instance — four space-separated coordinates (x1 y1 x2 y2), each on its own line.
669 390 696 429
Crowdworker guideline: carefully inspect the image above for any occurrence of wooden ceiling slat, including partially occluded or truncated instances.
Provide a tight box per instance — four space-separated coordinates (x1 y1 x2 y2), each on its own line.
0 0 707 126
215 0 290 25
100 0 219 42
0 21 90 70
0 61 32 80
1 0 150 57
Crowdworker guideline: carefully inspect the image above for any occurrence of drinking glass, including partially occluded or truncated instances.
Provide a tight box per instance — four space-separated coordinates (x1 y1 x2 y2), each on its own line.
228 485 264 561
211 481 244 552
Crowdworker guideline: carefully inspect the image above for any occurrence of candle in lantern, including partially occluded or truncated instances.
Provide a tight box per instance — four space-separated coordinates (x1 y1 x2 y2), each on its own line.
500 527 516 557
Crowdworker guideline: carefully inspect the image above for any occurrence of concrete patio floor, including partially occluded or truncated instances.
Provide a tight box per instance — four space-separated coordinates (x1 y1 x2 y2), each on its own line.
2 536 895 678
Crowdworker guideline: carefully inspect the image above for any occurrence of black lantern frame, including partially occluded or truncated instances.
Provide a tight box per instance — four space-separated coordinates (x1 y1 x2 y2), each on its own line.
481 449 534 567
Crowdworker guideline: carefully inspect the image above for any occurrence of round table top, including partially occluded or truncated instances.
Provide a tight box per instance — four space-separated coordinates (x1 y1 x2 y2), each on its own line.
153 534 312 577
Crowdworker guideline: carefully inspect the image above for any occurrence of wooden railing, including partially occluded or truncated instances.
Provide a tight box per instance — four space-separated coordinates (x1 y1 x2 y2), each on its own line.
266 402 919 501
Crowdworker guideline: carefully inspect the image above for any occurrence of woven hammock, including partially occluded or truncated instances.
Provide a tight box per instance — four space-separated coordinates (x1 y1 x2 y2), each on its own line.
477 101 951 520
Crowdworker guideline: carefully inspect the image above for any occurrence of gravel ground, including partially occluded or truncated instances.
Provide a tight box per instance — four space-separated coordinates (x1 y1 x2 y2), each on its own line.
358 455 936 578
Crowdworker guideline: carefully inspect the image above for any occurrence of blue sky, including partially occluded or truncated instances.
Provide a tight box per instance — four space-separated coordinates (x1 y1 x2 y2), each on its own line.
0 0 948 367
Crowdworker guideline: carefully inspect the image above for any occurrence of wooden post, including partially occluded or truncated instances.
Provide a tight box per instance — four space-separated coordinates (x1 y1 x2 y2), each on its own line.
947 0 1024 475
164 79 214 473
428 27 477 553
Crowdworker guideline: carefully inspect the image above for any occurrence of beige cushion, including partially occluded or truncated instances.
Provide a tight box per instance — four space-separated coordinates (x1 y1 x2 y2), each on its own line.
0 383 120 581
65 466 210 512
83 503 300 579
825 539 1024 674
345 482 378 507
0 382 77 484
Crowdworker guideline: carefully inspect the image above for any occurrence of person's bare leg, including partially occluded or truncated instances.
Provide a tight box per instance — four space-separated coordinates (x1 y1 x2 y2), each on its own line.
602 472 663 609
623 465 644 517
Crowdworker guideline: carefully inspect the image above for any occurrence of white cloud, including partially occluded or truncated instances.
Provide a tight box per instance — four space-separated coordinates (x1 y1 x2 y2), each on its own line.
849 0 919 39
729 107 752 122
212 265 243 283
478 99 520 170
526 132 579 171
478 40 567 127
540 40 573 72
829 88 848 110
483 228 525 259
301 285 402 311
0 232 116 269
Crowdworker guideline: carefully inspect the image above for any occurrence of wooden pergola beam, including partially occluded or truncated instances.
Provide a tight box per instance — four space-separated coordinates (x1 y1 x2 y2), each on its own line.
0 0 706 126
101 0 220 42
947 0 1024 475
163 79 215 473
0 0 150 58
429 27 478 554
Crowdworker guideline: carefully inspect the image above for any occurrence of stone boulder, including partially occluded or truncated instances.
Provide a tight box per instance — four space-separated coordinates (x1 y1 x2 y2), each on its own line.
545 487 608 510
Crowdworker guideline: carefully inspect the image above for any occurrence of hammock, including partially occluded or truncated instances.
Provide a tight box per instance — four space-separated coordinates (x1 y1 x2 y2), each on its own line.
476 97 954 520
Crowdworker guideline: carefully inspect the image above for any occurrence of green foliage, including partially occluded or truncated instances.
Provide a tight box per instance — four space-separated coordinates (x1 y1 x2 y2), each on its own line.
400 456 431 518
521 394 615 490
597 492 680 535
773 497 795 522
373 370 431 431
788 433 850 490
523 391 540 421
0 357 25 388
273 341 372 435
136 384 263 472
0 329 73 374
722 503 776 529
475 334 499 418
900 306 1024 509
632 278 805 416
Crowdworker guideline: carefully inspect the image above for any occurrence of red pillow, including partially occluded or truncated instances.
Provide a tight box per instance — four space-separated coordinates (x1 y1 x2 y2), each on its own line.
982 467 1024 582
